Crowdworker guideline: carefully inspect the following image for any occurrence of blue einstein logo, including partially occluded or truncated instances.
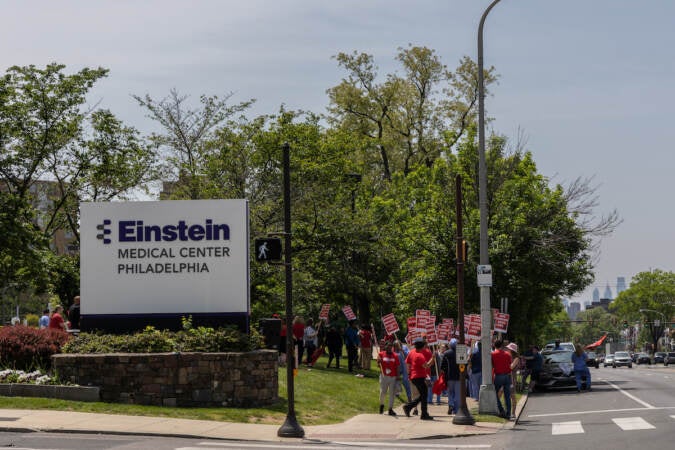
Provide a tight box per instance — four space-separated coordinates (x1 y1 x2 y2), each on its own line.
96 220 112 244
97 219 230 244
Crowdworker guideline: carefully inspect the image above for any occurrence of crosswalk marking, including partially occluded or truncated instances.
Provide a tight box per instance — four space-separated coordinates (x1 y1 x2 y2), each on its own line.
552 420 584 435
611 417 656 430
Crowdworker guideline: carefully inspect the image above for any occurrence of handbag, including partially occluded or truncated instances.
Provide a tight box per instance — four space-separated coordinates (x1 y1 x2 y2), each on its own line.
432 372 447 395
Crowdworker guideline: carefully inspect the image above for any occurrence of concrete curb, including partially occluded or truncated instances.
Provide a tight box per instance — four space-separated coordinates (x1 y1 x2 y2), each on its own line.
0 384 100 402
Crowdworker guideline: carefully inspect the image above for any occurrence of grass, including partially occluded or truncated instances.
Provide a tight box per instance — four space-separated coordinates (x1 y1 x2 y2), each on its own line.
0 354 510 426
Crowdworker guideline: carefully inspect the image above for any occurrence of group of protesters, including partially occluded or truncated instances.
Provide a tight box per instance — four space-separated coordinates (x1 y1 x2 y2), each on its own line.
272 313 549 421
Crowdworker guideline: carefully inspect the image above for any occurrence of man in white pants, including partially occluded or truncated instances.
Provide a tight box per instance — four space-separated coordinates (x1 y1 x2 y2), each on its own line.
377 341 400 416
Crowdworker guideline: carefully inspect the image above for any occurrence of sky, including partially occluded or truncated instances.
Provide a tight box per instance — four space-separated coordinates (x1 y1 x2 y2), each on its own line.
2 0 673 306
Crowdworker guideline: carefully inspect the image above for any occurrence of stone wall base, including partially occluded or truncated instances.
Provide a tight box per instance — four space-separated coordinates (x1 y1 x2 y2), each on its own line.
0 384 100 402
52 350 278 407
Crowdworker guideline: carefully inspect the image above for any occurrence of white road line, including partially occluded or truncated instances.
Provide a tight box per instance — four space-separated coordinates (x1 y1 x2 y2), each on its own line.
602 379 656 408
552 420 584 435
612 417 656 430
193 443 491 449
528 406 672 418
333 443 491 448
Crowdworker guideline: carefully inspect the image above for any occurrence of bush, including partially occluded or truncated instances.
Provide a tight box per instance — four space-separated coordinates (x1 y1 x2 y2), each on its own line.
25 314 39 328
62 324 263 354
0 326 70 370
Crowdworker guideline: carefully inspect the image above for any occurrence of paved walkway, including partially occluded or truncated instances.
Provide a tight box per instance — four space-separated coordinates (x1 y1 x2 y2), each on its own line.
0 395 527 442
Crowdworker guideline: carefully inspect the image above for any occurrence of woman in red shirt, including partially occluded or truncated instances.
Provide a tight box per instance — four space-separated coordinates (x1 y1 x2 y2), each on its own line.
403 338 434 420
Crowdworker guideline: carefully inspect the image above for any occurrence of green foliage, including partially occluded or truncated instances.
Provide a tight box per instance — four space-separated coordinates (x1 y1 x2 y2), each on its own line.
61 325 262 354
0 63 154 293
611 269 675 350
25 314 39 327
0 326 70 370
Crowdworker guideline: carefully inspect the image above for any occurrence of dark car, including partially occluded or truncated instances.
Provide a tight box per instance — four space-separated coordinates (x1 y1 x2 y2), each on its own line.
586 351 599 368
536 350 589 390
653 352 666 364
636 353 651 365
664 352 675 366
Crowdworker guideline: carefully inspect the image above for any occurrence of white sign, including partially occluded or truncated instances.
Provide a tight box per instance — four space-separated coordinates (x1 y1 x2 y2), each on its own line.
456 344 468 364
80 200 250 315
477 264 492 287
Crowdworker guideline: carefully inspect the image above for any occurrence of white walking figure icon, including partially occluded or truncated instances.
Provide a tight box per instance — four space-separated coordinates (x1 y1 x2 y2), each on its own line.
258 242 269 259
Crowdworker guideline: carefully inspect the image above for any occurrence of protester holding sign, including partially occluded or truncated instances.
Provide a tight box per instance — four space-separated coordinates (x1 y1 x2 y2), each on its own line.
441 338 461 415
358 324 374 371
344 320 360 372
325 326 343 369
377 341 400 416
403 338 434 421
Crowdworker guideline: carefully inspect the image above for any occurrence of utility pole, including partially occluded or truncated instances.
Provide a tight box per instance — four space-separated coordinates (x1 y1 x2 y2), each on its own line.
477 0 502 416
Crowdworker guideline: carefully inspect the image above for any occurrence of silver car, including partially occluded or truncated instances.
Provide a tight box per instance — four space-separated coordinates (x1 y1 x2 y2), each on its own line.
603 354 615 367
613 351 632 368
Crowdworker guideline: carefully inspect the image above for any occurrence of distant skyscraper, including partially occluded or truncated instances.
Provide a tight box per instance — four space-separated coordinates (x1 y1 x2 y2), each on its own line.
593 288 600 302
616 277 627 295
603 283 613 300
568 302 581 320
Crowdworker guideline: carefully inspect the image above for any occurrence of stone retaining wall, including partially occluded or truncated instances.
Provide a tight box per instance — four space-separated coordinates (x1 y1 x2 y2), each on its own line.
0 384 100 402
51 350 278 407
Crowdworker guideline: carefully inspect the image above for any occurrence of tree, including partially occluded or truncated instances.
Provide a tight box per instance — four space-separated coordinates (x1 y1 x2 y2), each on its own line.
134 89 254 200
610 269 675 351
0 63 155 243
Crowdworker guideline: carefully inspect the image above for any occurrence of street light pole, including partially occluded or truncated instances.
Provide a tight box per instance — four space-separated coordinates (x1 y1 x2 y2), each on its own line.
277 143 304 438
477 0 501 416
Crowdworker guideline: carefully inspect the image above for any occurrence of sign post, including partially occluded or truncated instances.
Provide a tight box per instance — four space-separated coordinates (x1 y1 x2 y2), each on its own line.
453 175 474 425
277 143 304 438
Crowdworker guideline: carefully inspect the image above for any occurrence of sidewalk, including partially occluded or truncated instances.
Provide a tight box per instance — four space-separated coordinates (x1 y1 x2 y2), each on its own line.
0 395 528 442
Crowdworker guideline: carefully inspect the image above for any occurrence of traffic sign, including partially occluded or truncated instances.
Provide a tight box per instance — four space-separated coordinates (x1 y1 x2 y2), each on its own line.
255 238 282 261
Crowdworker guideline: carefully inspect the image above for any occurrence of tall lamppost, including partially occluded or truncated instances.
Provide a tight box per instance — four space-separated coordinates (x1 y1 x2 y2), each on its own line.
477 0 502 415
277 143 304 438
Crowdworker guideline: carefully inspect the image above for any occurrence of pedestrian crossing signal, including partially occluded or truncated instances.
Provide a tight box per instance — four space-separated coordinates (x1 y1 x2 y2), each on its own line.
255 238 282 262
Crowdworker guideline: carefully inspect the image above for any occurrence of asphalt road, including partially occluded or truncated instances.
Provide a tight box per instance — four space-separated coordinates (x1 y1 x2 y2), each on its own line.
0 364 672 450
489 364 675 450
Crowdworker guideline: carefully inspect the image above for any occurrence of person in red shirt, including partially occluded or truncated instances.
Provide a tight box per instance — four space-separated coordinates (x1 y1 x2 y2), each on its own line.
403 338 434 420
377 340 400 416
358 325 373 371
491 339 513 419
48 305 67 331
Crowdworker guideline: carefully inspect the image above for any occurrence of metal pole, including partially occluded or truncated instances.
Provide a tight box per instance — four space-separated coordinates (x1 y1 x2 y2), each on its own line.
277 143 305 438
477 0 501 416
453 175 475 425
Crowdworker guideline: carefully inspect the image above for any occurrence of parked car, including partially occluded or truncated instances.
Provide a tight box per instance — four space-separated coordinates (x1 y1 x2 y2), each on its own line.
536 350 589 390
543 341 575 351
664 352 675 366
613 351 633 368
604 354 615 367
586 351 599 368
653 352 666 364
636 353 651 365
